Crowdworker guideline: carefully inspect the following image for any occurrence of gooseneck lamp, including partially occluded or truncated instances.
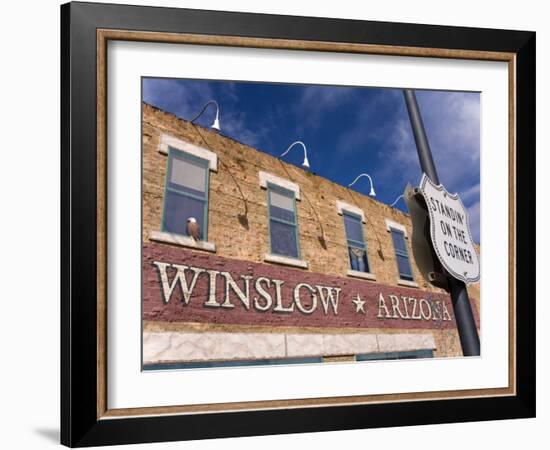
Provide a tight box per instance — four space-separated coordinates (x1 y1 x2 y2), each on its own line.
280 140 310 169
190 100 221 132
348 173 376 196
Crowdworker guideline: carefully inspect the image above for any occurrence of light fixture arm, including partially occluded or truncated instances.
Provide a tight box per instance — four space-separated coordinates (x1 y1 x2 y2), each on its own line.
280 141 310 168
390 194 404 208
348 173 376 196
190 100 220 131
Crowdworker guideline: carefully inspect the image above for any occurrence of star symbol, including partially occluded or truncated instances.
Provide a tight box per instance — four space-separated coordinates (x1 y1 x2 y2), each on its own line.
351 294 366 314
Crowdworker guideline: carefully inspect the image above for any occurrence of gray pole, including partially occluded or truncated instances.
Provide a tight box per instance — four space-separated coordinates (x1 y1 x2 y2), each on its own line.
403 89 480 357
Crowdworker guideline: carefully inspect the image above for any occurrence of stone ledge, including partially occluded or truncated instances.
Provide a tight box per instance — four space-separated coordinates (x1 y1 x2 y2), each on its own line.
143 331 285 364
149 230 216 252
285 333 379 358
143 331 437 364
347 269 376 281
397 279 419 288
377 333 436 353
264 253 308 269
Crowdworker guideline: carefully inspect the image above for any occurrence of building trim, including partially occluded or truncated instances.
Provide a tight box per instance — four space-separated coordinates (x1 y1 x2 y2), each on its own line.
385 219 408 237
376 333 435 353
142 331 436 364
150 230 216 252
347 269 376 281
264 253 308 269
397 279 420 288
158 133 218 172
336 200 366 222
259 171 301 200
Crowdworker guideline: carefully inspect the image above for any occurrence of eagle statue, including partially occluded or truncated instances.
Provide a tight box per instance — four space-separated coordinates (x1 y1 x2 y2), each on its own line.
186 217 201 240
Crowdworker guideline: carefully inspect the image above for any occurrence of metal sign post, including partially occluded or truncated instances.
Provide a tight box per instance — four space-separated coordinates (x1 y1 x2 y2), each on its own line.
403 89 480 356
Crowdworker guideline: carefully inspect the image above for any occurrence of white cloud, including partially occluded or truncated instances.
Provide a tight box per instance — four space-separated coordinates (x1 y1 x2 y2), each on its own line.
365 90 480 242
334 89 402 155
466 200 480 243
460 182 480 204
373 116 419 188
143 79 264 148
295 85 355 130
143 79 214 120
218 108 264 147
416 91 480 190
375 91 480 196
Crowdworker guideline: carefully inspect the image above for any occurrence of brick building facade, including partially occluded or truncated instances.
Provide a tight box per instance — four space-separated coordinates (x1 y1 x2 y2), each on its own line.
141 103 480 368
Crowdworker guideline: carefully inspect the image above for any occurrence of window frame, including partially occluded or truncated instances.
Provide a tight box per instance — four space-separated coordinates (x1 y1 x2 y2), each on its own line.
266 181 301 260
342 210 371 274
389 227 414 282
161 145 210 241
356 349 434 361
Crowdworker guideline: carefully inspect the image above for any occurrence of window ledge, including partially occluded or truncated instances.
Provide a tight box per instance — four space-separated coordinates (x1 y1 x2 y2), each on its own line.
264 253 308 269
397 279 419 288
347 270 376 281
150 230 216 252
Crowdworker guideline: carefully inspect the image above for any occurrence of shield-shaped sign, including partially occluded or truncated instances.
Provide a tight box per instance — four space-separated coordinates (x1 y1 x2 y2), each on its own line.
418 174 480 284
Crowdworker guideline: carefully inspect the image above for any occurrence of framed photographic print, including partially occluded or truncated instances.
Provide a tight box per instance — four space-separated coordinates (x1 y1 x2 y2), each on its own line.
61 1 535 447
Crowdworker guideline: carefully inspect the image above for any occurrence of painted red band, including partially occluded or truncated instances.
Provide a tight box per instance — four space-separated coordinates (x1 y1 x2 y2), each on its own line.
143 242 480 330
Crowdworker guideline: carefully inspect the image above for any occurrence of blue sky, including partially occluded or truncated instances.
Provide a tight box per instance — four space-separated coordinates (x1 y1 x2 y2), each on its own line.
143 78 480 243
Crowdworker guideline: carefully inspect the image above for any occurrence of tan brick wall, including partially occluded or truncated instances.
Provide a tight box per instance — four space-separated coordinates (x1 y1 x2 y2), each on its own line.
142 103 481 357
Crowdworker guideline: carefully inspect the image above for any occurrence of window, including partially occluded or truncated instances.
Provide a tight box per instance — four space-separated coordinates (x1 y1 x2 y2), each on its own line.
356 349 433 361
161 147 209 240
267 183 300 259
343 211 370 273
390 228 414 281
